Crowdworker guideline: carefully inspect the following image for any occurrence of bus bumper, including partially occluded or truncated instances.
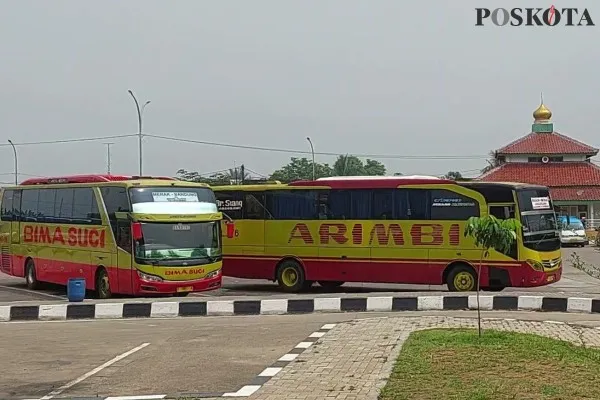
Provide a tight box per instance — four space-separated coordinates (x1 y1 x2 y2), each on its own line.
511 266 562 287
134 271 222 295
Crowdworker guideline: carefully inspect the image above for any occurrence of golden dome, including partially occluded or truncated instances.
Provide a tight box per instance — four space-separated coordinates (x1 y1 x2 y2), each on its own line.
533 103 552 121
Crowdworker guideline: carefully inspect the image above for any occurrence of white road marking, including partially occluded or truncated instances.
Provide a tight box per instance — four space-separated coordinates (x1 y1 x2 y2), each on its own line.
223 385 261 397
278 353 298 361
39 342 150 399
0 284 65 300
105 396 166 400
258 367 282 377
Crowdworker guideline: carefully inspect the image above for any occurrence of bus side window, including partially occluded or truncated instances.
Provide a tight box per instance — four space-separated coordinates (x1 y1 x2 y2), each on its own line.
100 186 131 248
243 192 266 219
429 189 479 220
21 189 39 222
1 190 14 222
266 190 317 220
373 189 394 220
405 189 430 220
215 191 243 220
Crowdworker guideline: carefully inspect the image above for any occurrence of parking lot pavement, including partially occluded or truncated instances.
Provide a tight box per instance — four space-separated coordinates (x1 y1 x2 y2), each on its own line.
0 275 65 303
5 311 600 399
1 312 383 399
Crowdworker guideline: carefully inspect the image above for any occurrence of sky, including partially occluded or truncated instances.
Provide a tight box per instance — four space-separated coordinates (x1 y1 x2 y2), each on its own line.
0 0 599 183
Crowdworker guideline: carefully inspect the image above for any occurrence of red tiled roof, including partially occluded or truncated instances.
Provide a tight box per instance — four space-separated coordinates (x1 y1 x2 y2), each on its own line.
478 162 600 187
497 132 598 155
550 187 600 201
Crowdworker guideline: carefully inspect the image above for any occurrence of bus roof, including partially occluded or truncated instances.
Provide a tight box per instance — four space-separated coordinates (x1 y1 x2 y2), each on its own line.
212 175 456 191
459 181 549 190
289 175 454 189
13 174 209 188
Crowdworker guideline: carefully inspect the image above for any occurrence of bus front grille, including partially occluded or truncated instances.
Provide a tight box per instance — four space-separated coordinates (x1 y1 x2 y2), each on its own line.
542 257 561 270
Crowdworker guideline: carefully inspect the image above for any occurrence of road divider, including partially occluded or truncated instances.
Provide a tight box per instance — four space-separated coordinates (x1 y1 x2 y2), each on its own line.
1 294 600 322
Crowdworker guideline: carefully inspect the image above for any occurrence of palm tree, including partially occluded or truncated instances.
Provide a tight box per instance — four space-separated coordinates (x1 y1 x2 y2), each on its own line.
480 150 502 174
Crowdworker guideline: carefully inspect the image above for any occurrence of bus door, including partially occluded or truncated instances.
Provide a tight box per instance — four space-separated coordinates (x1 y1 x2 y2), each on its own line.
0 190 19 275
114 214 134 294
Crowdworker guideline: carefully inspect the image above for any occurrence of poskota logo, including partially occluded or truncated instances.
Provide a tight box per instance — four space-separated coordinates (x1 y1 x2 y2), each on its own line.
476 6 594 26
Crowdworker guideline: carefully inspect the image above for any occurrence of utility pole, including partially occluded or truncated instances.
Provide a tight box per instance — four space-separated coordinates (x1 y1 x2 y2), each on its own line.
7 140 17 185
128 90 151 176
104 142 114 174
306 137 315 180
240 164 245 185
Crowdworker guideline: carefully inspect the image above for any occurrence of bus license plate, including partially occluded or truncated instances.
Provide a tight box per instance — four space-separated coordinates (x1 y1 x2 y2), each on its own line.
177 286 193 293
547 275 555 282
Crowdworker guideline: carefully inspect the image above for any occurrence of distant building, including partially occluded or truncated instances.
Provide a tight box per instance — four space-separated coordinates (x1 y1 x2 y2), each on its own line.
478 101 600 225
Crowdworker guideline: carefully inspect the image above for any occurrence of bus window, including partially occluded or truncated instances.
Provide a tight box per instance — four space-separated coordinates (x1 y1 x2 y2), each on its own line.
21 190 39 222
373 189 394 220
243 192 265 219
1 190 14 222
406 189 430 220
430 189 479 220
215 191 243 220
38 189 56 223
55 188 74 223
73 187 101 225
266 190 317 220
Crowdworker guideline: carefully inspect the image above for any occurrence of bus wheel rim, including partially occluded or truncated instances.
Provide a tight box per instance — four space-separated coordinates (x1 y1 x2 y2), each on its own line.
281 267 298 287
454 272 474 291
100 275 110 295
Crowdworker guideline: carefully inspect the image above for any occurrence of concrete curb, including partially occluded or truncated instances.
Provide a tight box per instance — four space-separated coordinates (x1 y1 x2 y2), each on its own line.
2 294 600 322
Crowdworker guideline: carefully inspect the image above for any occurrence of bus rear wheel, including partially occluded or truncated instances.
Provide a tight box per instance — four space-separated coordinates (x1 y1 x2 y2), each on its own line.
25 259 40 290
95 268 112 299
277 260 306 293
447 265 477 292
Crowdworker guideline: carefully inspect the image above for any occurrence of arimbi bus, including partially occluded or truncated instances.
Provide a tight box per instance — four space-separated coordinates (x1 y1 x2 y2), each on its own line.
213 176 562 292
0 175 234 298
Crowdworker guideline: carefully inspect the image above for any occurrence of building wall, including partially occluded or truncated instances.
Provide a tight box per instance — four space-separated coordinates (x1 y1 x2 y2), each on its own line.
505 154 587 162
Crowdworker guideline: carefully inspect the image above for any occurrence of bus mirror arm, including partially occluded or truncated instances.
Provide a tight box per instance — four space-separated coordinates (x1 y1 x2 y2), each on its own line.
221 212 236 239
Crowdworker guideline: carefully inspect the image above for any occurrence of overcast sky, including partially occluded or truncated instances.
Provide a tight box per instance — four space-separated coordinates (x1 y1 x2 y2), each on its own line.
0 0 598 183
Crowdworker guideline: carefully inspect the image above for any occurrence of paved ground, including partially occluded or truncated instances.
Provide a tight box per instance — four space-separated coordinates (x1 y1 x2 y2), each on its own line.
248 315 600 400
1 247 599 305
4 310 600 399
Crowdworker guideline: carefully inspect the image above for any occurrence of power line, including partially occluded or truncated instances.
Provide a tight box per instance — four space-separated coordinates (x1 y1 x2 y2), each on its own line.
0 134 137 147
145 134 489 160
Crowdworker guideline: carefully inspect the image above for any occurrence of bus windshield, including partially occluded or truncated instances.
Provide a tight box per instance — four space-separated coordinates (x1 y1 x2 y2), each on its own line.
516 188 560 252
129 186 217 214
134 221 221 265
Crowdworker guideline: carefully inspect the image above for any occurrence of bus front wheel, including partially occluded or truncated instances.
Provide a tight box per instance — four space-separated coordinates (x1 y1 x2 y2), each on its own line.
447 264 477 292
277 260 306 293
25 259 40 290
95 268 112 299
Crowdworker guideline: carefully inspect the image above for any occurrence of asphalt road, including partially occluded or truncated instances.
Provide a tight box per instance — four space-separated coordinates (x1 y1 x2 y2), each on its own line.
1 247 598 304
5 310 600 399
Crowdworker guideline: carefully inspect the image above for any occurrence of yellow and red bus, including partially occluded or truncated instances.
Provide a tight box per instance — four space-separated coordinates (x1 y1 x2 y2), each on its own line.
0 174 233 298
213 176 562 292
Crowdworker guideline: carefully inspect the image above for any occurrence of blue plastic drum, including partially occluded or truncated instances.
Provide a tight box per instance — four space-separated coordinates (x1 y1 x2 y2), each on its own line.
67 278 86 302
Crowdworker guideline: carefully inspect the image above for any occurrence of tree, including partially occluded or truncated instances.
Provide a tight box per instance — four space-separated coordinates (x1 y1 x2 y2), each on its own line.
269 157 333 183
464 215 521 337
480 150 502 174
332 155 386 176
443 171 463 180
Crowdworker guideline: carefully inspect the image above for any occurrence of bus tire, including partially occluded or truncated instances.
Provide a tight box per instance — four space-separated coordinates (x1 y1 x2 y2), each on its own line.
318 281 344 289
446 264 477 292
95 268 112 299
25 259 40 290
276 259 306 293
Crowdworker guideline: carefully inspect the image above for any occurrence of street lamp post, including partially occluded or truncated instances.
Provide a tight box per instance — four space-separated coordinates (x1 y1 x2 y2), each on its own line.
306 137 315 180
7 140 17 185
128 90 151 176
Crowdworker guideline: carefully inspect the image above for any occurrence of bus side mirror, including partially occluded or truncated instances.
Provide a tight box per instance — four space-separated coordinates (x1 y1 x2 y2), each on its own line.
226 221 235 239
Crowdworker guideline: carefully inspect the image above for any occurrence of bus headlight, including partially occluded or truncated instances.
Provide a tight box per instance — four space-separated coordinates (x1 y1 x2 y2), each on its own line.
138 271 164 282
205 269 221 279
526 260 544 272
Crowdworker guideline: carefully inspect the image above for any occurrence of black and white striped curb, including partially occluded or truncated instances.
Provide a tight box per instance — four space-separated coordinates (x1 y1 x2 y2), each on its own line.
16 323 336 400
2 294 600 322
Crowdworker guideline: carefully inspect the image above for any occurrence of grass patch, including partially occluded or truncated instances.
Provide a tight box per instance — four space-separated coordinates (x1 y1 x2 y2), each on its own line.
379 329 600 400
